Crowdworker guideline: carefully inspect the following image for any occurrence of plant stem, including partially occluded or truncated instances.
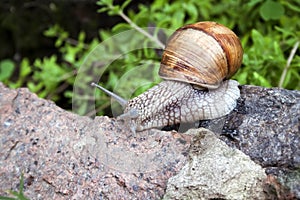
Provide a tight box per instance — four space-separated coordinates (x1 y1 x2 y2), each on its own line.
118 10 165 49
278 41 299 88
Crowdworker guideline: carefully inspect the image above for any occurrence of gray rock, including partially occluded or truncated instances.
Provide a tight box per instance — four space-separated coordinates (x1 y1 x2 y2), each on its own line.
199 85 300 198
211 86 299 168
164 128 266 199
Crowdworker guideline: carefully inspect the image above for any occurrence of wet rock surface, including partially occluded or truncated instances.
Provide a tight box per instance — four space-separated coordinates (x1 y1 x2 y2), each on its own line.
0 82 299 199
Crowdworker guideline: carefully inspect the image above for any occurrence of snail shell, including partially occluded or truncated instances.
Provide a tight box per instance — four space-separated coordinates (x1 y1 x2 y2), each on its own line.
159 21 243 89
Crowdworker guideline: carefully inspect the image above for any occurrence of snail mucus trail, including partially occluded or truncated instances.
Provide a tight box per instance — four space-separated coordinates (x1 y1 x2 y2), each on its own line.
91 21 243 133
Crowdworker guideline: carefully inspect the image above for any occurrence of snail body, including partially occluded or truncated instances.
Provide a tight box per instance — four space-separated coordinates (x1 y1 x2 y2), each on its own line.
92 21 243 132
123 80 239 131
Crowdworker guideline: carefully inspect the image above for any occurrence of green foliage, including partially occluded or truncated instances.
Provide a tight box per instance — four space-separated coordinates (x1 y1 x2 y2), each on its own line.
0 0 299 116
259 0 285 20
0 59 15 82
1 24 99 107
96 0 300 91
0 173 29 200
0 58 32 89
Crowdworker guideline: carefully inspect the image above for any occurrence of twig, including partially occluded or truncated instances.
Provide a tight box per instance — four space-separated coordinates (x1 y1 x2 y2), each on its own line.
278 41 299 88
118 10 165 49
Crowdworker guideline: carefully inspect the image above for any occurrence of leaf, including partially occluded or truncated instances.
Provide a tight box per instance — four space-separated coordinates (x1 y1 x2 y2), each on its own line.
99 30 113 40
111 23 131 33
27 82 43 93
282 69 292 88
64 90 73 98
20 58 32 77
0 59 15 81
259 0 285 20
253 72 272 87
251 29 265 49
184 3 198 22
236 71 248 85
0 196 16 200
120 0 132 11
78 31 86 42
97 7 109 13
107 71 119 88
63 45 78 63
282 1 300 13
247 0 263 8
0 173 30 200
43 24 58 37
96 0 113 6
19 173 24 193
55 38 63 47
273 41 285 62
107 6 121 16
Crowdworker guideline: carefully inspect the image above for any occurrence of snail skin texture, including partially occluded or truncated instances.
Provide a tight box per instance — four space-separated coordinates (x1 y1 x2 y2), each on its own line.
92 21 243 132
122 80 240 131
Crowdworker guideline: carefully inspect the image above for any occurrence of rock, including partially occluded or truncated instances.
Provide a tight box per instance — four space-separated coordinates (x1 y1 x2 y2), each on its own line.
199 85 300 198
0 83 190 199
0 82 299 199
204 85 300 168
164 128 266 199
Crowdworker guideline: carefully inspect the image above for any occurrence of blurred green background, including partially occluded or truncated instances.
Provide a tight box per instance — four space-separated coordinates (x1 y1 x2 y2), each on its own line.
0 0 299 116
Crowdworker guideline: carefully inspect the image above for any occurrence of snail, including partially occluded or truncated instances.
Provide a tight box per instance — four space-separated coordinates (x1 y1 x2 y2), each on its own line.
91 21 243 132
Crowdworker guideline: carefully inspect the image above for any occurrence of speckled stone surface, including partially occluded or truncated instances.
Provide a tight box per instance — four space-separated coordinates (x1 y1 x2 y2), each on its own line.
0 83 190 199
199 85 300 198
164 128 267 199
0 82 299 199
